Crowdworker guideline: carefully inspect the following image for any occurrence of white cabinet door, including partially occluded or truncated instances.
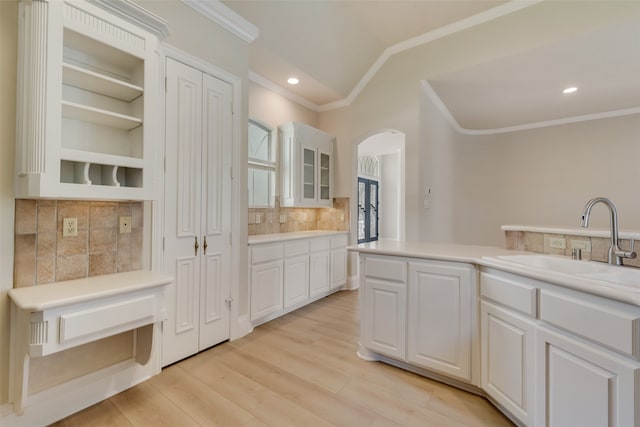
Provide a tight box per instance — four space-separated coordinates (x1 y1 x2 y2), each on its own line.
284 255 309 308
481 301 536 426
536 326 640 427
251 261 284 321
363 277 406 359
330 247 347 289
162 58 232 366
407 260 475 381
309 251 330 297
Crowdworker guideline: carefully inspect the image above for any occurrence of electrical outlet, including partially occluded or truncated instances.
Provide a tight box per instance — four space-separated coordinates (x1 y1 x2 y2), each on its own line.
255 213 262 224
279 214 286 224
549 237 566 249
119 216 132 234
571 240 591 252
63 218 78 237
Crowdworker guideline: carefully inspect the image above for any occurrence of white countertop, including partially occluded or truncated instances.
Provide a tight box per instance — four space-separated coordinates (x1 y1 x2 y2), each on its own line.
8 270 173 311
249 230 348 245
349 240 640 307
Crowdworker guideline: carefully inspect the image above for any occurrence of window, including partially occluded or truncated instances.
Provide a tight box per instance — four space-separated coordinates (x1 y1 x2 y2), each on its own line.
248 119 276 207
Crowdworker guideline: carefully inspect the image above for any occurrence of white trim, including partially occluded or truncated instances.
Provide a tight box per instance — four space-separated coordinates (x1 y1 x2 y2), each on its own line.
249 71 320 112
87 0 170 40
181 0 259 43
420 80 640 135
317 0 543 112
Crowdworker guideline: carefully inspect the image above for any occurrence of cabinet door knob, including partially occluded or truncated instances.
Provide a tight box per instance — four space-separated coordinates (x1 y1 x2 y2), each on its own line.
194 236 199 256
203 235 208 255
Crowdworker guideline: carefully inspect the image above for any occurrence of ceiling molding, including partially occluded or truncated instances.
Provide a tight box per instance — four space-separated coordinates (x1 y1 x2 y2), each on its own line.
249 72 321 112
88 0 170 39
181 0 259 43
317 0 543 112
420 80 640 135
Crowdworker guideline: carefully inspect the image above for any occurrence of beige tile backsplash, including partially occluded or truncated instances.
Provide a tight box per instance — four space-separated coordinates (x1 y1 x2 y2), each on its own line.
14 199 144 287
248 197 349 235
505 230 640 268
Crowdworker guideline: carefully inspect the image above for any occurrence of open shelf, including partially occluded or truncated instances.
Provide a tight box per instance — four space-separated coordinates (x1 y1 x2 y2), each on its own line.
60 160 142 188
60 148 143 168
62 63 143 102
62 101 142 131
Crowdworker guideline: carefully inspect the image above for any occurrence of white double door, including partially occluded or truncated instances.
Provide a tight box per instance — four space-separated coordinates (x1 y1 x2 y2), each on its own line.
162 57 232 366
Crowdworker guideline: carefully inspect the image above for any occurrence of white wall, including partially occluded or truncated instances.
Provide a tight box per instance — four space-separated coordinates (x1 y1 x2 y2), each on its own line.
249 82 318 131
320 0 640 247
380 153 399 240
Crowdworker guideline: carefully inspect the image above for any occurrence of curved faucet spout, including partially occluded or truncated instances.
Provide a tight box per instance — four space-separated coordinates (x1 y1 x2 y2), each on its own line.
580 197 636 265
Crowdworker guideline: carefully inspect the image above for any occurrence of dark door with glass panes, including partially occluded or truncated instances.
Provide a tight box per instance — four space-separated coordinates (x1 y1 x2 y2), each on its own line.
358 178 379 243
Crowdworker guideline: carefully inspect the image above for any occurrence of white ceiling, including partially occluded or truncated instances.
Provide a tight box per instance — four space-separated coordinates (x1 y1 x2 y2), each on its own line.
222 0 640 130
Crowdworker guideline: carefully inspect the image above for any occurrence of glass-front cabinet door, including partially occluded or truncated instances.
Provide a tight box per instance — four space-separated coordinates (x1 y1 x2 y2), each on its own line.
302 146 316 202
319 151 331 203
358 177 379 243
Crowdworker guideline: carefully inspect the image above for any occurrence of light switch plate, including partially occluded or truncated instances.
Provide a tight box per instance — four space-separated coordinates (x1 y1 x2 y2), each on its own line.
279 214 286 224
549 237 566 249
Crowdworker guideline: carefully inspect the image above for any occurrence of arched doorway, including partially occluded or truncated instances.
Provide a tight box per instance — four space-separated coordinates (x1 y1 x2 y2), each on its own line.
351 130 406 243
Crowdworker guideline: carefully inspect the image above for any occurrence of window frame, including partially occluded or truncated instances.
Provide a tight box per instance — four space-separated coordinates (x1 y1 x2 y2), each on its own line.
248 119 277 208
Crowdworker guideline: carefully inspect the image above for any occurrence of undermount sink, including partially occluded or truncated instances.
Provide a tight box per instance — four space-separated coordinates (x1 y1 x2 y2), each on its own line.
491 254 640 288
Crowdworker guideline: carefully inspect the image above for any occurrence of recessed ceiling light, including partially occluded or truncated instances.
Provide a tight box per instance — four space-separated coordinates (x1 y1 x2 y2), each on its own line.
287 77 299 85
562 87 578 94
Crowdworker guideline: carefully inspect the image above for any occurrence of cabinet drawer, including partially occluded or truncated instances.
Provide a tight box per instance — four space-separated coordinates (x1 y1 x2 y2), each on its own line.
331 234 348 248
310 237 330 252
285 240 309 257
251 244 284 264
540 289 640 358
480 272 537 317
365 257 407 283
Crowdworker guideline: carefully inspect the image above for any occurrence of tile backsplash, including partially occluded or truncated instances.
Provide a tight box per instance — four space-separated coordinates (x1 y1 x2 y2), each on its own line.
248 197 349 235
505 230 640 268
14 199 144 287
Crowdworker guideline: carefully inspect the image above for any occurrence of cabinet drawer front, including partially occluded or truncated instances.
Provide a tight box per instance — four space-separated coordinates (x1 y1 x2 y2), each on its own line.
480 272 537 317
251 244 284 264
285 240 309 257
59 295 156 343
540 290 640 358
365 257 407 282
310 237 330 252
331 234 348 248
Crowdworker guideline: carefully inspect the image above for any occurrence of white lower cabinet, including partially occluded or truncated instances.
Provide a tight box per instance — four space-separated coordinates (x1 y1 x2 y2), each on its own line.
251 259 284 320
481 301 536 426
408 260 475 382
250 233 348 325
363 277 406 359
330 234 349 289
536 324 640 427
361 255 476 382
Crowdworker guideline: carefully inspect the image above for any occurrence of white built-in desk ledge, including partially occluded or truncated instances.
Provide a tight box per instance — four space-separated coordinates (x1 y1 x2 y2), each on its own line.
8 270 172 416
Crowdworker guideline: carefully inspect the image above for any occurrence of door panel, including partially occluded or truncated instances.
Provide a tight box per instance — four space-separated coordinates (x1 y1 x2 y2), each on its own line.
163 58 232 366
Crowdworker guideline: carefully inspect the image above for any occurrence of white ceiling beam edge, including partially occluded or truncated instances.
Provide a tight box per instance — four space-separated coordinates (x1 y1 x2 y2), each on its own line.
249 72 321 112
317 0 543 112
420 80 640 135
181 0 259 43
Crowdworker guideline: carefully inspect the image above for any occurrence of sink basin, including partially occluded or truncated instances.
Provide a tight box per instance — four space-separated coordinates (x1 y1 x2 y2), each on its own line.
495 255 608 275
491 255 640 289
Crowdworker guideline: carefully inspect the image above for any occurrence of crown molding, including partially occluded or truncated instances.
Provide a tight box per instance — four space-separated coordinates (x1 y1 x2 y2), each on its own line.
249 72 320 112
318 0 543 112
420 80 640 135
88 0 170 40
181 0 258 43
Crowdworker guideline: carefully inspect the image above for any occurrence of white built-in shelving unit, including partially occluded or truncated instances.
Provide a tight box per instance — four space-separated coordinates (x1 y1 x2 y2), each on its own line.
15 0 167 200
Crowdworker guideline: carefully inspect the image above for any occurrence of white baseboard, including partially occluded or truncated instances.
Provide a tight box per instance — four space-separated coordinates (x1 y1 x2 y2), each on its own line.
231 314 253 340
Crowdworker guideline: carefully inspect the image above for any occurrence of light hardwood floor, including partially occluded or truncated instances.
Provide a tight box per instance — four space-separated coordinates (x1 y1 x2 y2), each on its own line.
52 290 514 427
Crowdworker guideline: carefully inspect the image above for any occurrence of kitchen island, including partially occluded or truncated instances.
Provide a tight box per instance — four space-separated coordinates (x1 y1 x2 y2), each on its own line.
350 240 640 427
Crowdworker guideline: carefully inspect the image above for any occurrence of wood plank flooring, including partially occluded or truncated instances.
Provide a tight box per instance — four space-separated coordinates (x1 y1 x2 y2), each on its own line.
52 290 514 427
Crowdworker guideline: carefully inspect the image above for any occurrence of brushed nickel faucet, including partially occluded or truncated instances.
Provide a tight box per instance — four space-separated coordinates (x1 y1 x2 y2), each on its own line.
580 197 636 265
